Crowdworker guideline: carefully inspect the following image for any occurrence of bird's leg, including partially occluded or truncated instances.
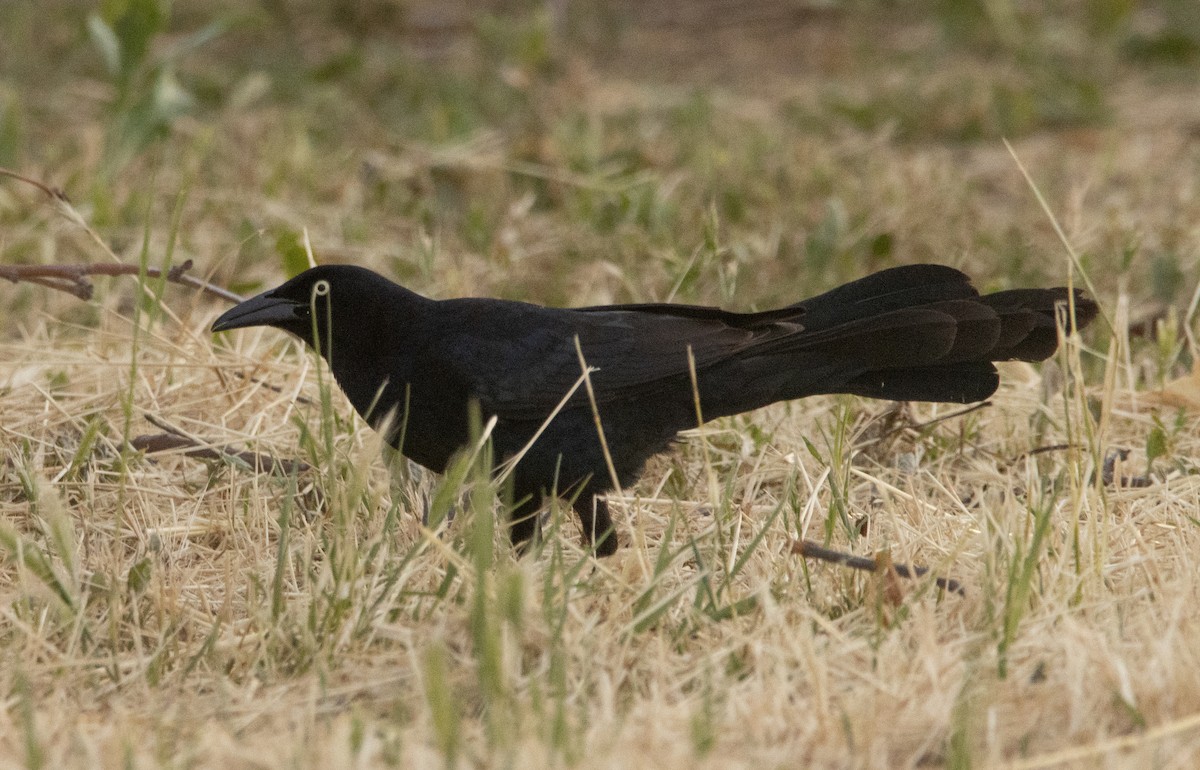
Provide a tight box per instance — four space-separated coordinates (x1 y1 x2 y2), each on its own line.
508 494 543 556
573 494 618 557
507 481 618 556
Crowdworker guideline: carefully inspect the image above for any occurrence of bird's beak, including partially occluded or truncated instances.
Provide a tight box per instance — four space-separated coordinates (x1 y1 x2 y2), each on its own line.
211 290 302 333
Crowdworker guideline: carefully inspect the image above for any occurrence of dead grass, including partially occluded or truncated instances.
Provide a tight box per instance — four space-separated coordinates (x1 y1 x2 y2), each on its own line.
3 2 1200 767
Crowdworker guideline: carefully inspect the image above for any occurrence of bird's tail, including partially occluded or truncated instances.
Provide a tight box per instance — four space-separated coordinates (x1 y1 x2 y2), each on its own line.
701 265 1097 413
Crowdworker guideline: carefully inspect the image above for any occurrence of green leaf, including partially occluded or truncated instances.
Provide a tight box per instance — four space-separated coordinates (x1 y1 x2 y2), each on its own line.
1146 426 1168 463
161 19 226 64
422 642 460 763
110 0 166 80
127 557 152 594
0 91 21 167
0 522 76 612
87 13 122 77
870 231 894 260
802 436 824 463
275 228 311 278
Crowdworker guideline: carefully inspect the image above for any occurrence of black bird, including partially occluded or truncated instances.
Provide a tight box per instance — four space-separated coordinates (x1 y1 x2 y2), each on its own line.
212 264 1096 556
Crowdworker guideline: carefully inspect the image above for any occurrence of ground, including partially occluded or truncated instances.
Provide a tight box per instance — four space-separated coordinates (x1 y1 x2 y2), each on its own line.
2 1 1200 767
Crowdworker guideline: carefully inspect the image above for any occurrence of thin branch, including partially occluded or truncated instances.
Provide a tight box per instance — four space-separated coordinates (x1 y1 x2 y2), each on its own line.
855 400 991 451
226 370 315 406
0 167 69 201
0 260 244 304
132 414 311 476
1008 443 1077 464
792 538 965 596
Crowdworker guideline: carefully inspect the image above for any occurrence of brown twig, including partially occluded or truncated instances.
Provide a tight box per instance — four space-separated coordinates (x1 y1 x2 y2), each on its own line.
906 400 991 432
855 400 991 451
230 370 315 406
1006 443 1082 467
0 167 70 202
1 166 127 262
792 538 965 596
0 260 244 304
132 414 311 476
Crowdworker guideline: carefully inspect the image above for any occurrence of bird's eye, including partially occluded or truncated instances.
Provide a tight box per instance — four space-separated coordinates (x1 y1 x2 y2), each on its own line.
313 279 330 298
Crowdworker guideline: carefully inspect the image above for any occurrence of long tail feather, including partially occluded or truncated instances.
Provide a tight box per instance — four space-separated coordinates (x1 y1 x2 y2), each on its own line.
703 266 1096 410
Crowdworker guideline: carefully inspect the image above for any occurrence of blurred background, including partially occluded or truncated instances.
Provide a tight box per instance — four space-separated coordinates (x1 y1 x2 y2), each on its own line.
1 0 1198 321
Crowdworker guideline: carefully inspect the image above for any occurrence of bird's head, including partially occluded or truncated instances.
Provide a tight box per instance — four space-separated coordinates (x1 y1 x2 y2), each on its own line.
211 265 403 356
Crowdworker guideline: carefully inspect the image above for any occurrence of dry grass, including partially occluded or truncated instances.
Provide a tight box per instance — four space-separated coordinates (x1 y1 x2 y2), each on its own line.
3 2 1200 767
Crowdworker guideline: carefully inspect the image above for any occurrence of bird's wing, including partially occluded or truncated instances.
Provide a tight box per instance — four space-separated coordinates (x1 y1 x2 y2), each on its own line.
430 299 802 421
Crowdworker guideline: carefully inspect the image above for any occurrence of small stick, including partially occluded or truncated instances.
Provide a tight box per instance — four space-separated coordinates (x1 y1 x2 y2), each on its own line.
855 400 991 450
133 414 311 475
1009 443 1077 463
225 370 315 406
0 167 68 201
1 166 126 263
792 538 965 595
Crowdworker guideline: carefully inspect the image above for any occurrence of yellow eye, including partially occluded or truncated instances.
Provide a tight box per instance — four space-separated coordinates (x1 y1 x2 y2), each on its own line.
313 279 330 298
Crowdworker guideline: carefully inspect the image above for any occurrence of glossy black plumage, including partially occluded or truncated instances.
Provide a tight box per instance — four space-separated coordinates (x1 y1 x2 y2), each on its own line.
212 264 1097 555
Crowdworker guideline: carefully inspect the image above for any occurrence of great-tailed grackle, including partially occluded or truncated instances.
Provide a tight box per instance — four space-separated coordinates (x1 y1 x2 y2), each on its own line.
212 264 1096 555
